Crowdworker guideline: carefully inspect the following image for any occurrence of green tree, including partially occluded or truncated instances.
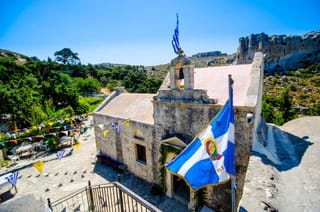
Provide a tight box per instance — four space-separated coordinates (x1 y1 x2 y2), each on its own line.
278 87 296 123
30 104 48 125
54 48 80 65
310 102 320 115
261 97 275 123
72 77 101 96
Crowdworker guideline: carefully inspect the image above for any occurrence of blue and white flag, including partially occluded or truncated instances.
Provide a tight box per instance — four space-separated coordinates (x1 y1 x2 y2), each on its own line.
56 150 65 160
166 100 235 190
5 171 18 187
172 13 181 54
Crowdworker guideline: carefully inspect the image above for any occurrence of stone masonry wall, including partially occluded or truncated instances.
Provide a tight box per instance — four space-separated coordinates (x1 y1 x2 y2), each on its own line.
93 113 155 183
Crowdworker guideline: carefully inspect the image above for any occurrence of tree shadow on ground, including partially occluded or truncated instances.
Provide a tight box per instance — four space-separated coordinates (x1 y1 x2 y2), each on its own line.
252 123 313 171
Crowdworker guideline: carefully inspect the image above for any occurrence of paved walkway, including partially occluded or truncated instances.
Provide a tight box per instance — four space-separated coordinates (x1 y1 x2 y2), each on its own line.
0 116 188 211
239 116 320 212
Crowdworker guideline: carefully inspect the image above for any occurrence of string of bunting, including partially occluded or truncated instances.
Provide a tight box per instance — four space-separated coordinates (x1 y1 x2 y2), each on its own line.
98 119 131 138
0 114 91 147
1 113 90 135
0 115 132 146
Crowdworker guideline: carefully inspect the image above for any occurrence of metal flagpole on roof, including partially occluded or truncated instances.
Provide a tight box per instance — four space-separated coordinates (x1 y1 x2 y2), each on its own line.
229 74 236 212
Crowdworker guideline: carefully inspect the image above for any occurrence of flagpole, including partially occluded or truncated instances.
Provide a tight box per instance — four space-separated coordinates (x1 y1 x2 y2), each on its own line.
228 74 236 212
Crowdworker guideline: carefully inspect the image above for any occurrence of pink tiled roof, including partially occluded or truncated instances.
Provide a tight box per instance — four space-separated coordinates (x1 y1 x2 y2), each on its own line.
194 64 252 106
98 93 154 124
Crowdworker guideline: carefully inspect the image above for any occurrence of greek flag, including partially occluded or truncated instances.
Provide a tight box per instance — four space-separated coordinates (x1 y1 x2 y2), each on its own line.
5 171 18 187
166 100 235 190
56 150 65 160
172 13 181 54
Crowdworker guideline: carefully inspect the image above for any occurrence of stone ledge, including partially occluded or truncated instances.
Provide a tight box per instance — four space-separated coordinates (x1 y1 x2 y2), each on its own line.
154 89 215 104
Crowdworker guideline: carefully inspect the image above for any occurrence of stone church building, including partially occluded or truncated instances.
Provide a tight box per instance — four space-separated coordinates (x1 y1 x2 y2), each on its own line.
93 51 264 211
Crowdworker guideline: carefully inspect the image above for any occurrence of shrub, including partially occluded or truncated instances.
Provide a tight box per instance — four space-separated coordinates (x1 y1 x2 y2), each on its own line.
46 137 59 152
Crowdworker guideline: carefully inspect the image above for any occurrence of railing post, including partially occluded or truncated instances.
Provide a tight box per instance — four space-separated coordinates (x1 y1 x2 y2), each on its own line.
47 198 52 210
88 180 95 211
117 174 124 212
117 174 121 183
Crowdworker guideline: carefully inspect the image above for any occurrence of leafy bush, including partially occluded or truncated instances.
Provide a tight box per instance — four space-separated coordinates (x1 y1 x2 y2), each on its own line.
76 101 90 114
262 87 297 125
46 137 59 152
1 159 10 167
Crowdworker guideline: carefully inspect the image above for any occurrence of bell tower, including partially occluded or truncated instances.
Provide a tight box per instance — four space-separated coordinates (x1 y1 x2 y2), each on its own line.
170 51 194 90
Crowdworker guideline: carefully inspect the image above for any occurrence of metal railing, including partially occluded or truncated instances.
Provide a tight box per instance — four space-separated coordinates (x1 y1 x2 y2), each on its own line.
48 180 161 212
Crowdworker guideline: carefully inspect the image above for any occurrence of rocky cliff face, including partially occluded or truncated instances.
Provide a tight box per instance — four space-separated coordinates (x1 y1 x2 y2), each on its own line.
235 31 320 75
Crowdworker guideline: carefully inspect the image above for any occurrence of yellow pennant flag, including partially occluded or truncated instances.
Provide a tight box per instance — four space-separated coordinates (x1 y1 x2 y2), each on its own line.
33 160 44 174
125 120 130 128
14 124 18 132
74 143 80 150
103 130 109 137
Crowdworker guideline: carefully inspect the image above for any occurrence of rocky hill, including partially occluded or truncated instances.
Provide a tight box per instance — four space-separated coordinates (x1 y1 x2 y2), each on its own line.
235 30 320 75
147 51 236 73
190 51 235 67
0 49 29 64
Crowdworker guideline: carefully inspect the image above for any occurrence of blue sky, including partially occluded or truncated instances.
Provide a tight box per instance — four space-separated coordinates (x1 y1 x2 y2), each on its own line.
1 0 319 65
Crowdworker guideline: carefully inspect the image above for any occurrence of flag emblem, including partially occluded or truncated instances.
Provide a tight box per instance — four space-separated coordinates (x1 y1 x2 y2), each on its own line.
204 138 222 161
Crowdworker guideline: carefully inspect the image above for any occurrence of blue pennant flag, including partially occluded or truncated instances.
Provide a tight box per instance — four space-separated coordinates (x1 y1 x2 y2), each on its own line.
172 13 181 54
5 171 18 187
166 99 235 190
56 150 65 160
115 124 120 133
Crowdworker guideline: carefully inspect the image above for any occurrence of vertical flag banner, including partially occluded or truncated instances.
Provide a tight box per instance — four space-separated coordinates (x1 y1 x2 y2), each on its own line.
125 120 130 128
34 160 44 174
56 150 65 160
166 100 235 190
115 124 120 133
103 130 109 137
14 124 18 132
5 171 18 187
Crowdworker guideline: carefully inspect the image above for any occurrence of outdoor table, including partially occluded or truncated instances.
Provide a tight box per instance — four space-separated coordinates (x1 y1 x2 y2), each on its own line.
59 136 73 148
32 142 41 151
16 144 33 157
